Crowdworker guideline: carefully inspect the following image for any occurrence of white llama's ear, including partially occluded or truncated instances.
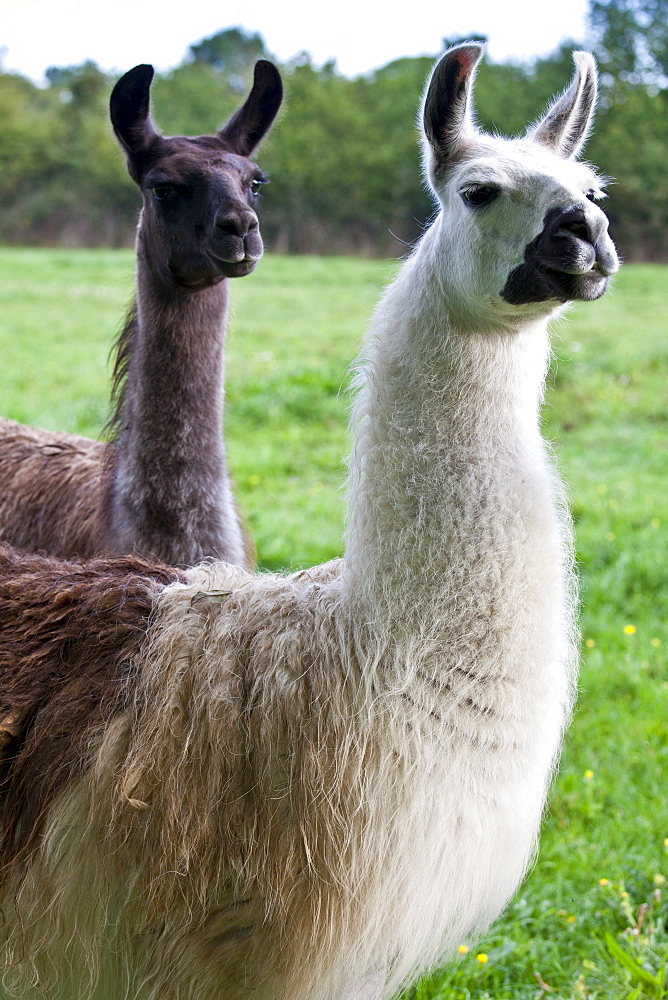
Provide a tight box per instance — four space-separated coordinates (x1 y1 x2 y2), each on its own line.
527 52 598 159
422 42 485 170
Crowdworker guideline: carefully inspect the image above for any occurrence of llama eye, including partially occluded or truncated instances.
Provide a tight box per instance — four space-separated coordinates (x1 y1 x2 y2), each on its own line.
250 176 268 196
151 183 175 201
461 185 499 208
586 188 605 202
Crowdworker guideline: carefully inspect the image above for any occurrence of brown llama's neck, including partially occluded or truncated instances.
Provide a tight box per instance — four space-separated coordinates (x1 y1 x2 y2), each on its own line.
102 243 247 568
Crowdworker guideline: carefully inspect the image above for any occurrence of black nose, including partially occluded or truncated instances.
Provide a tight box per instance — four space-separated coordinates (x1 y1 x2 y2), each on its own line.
549 204 606 249
215 210 258 238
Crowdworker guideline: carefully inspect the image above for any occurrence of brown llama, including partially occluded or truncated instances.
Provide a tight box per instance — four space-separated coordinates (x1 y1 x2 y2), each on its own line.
0 60 282 568
0 43 618 1000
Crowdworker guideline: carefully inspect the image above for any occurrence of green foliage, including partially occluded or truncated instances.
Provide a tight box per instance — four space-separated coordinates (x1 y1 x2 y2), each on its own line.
589 0 668 80
583 81 668 263
0 251 666 998
0 62 134 246
150 61 242 137
189 26 268 92
0 9 666 260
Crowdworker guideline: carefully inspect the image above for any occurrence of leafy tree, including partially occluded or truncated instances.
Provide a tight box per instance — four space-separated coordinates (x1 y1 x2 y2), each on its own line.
45 60 108 109
189 27 268 93
0 24 664 260
151 61 240 137
588 86 668 260
588 0 668 81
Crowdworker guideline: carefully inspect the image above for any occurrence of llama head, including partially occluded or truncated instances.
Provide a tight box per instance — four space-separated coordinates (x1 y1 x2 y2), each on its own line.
110 61 283 288
421 43 619 326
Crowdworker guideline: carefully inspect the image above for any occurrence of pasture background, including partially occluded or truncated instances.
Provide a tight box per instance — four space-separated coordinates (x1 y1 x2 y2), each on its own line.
0 249 666 998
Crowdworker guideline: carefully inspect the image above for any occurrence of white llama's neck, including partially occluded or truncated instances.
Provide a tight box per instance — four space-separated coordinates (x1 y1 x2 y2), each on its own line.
344 222 571 678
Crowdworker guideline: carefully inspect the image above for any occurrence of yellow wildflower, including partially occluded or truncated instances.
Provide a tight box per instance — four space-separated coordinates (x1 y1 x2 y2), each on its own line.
584 770 594 780
584 638 596 649
653 874 665 886
599 878 609 886
248 474 261 486
567 915 577 924
476 953 488 964
458 945 469 955
623 625 636 635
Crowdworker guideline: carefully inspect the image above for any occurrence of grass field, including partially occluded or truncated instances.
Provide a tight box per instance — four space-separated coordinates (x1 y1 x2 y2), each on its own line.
0 248 666 999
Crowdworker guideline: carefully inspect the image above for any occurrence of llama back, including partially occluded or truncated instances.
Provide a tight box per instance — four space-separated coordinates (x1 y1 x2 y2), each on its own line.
0 417 105 557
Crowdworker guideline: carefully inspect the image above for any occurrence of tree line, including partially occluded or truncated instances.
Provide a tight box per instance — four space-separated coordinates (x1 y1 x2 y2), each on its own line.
0 2 665 260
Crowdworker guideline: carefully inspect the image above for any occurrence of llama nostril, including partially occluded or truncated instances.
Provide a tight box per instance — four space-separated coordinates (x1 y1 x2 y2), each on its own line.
215 212 258 239
553 205 605 247
216 217 245 238
558 218 590 243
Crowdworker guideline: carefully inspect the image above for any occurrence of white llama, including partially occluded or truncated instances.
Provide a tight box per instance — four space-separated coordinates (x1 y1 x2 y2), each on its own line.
0 42 618 1000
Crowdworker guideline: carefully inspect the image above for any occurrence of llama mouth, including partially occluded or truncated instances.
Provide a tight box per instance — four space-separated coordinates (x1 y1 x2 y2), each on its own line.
216 258 258 278
502 258 609 305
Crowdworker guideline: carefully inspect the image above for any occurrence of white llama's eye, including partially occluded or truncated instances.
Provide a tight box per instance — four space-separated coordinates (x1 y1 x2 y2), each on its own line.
461 185 499 208
150 183 176 201
586 188 606 202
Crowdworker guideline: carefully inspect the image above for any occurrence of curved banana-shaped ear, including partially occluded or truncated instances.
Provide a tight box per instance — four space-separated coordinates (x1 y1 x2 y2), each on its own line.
526 51 598 159
422 42 485 173
218 60 283 157
109 64 159 181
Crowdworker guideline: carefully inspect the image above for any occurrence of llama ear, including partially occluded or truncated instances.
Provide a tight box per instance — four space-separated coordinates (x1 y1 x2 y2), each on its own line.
110 64 160 178
527 52 598 159
422 42 484 170
218 60 283 156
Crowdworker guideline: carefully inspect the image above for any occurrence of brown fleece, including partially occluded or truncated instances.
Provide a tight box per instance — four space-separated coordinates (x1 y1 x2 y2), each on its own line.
0 543 182 880
0 417 106 558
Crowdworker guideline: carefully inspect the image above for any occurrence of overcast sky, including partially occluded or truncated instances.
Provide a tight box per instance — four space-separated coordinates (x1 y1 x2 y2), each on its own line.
2 0 590 84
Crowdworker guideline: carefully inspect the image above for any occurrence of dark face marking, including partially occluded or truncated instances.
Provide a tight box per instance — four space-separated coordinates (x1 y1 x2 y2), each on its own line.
501 204 618 305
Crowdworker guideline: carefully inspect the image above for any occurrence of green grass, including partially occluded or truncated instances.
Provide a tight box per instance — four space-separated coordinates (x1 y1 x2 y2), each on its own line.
0 249 666 999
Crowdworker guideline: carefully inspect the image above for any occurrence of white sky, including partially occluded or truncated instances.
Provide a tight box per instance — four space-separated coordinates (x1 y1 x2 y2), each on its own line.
1 0 590 84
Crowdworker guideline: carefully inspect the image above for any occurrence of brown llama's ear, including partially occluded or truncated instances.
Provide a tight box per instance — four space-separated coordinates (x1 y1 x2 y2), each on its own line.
422 42 484 171
110 64 160 179
218 60 283 157
526 52 598 159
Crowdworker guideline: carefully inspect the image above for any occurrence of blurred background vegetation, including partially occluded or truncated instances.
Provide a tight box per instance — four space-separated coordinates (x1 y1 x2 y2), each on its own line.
0 0 665 261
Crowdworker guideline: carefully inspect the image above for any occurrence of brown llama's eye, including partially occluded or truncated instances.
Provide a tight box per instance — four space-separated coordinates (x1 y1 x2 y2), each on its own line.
461 185 499 208
151 184 175 201
250 176 268 196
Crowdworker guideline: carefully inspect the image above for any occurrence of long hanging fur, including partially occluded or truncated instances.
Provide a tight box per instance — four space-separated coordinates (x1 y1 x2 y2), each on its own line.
0 43 617 1000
